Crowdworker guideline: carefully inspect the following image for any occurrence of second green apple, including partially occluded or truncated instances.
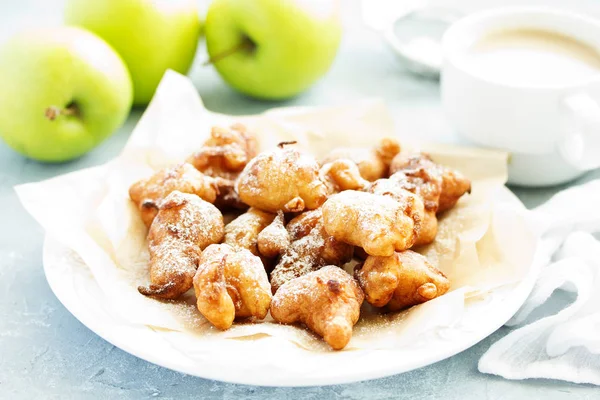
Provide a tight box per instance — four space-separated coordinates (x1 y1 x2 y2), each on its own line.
64 0 201 105
205 0 342 100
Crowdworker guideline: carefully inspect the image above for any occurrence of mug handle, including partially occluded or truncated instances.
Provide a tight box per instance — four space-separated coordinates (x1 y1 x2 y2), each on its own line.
558 91 600 171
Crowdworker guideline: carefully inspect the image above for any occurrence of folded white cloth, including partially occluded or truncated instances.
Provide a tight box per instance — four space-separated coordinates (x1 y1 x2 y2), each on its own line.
479 180 600 385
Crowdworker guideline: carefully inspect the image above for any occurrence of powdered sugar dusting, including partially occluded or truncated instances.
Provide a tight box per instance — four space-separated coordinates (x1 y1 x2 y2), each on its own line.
271 225 326 291
224 208 275 256
270 209 353 292
236 146 326 212
322 190 415 256
146 191 224 292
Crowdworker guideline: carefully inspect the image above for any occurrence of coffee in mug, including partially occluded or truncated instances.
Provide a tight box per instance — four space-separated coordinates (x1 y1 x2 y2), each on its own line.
441 8 600 186
464 28 600 86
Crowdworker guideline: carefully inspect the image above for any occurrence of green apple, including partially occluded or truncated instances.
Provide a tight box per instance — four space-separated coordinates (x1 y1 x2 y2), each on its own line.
0 27 132 162
205 0 342 100
65 0 201 105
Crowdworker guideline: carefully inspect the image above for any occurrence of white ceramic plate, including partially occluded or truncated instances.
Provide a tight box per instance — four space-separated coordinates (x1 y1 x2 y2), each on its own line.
43 187 541 387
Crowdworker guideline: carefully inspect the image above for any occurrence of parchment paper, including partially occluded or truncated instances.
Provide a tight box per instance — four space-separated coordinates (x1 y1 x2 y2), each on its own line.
16 71 536 357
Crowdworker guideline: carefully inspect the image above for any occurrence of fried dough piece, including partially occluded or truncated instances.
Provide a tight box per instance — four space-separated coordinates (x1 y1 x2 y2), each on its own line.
187 123 258 181
367 177 425 240
322 191 419 257
389 153 471 213
321 138 401 181
212 177 248 210
438 168 472 212
415 209 438 246
223 208 276 257
129 163 219 228
319 159 369 194
270 266 364 350
366 175 438 246
355 250 450 311
391 169 442 245
257 211 289 259
236 142 328 213
186 124 257 210
138 191 224 299
193 244 272 330
268 209 354 293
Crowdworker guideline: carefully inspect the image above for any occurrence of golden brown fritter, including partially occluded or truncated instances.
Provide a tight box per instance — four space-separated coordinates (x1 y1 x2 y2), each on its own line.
193 244 272 330
355 250 450 311
438 168 472 212
319 159 369 195
223 208 276 258
389 153 471 213
129 163 219 228
267 208 354 293
236 142 328 213
138 191 224 299
321 137 401 181
211 177 249 211
186 124 258 211
366 175 440 247
415 210 438 247
366 177 425 240
257 211 289 259
186 123 258 181
322 190 419 257
270 266 364 350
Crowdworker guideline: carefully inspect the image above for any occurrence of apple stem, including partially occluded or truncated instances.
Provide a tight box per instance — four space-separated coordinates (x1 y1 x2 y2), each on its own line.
45 104 79 121
203 37 256 66
278 141 298 148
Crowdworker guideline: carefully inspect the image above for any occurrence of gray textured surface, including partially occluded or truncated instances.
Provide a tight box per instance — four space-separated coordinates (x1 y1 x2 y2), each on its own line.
1 0 599 398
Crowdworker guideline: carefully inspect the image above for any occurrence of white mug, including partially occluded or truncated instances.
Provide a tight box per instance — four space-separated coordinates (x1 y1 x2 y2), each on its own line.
441 7 600 187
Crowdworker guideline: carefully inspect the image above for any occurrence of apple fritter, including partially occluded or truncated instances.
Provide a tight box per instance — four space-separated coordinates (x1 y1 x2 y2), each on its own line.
187 123 258 181
138 191 224 299
321 137 401 181
355 250 450 311
365 175 439 246
389 152 471 213
319 158 369 195
322 190 419 257
266 208 354 293
236 142 328 213
270 266 364 350
257 211 289 259
366 176 425 240
129 163 219 228
187 123 258 210
193 244 272 330
223 207 276 258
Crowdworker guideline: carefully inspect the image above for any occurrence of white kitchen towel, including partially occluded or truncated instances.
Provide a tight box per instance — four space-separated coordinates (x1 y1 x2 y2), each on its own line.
478 180 600 385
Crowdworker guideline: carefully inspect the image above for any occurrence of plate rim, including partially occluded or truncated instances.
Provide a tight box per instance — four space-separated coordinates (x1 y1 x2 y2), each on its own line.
42 187 542 387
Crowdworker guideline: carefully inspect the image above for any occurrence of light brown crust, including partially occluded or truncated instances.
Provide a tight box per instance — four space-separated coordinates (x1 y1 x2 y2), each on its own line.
389 153 471 213
138 191 224 299
355 250 450 311
187 124 258 179
319 158 369 195
321 137 401 182
270 266 364 350
236 144 328 213
366 177 425 244
223 207 276 258
186 124 258 210
193 244 272 330
129 163 219 228
322 191 419 257
257 211 289 259
267 208 354 293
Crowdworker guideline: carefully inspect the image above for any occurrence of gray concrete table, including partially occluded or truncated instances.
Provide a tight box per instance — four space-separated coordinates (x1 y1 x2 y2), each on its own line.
1 1 598 398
